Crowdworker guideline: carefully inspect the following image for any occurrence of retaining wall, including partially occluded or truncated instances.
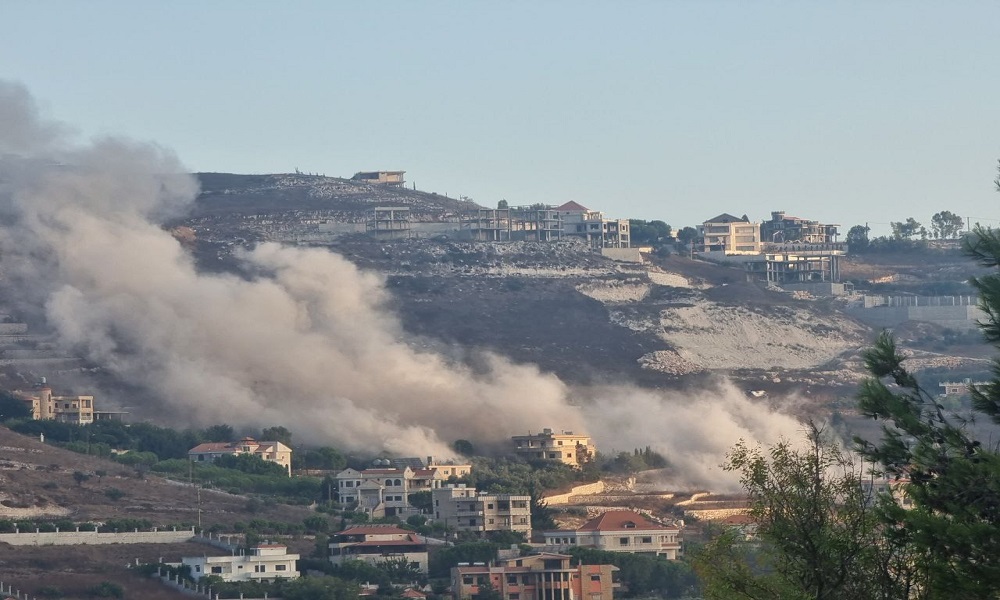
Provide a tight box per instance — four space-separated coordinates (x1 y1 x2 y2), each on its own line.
543 481 606 505
0 527 195 546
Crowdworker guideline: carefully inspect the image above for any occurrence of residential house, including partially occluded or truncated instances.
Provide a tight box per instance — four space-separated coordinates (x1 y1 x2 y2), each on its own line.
940 380 987 396
335 465 445 518
431 484 532 537
451 553 619 600
14 380 95 425
182 544 299 583
511 428 596 467
699 213 762 255
187 437 292 476
389 456 472 480
329 525 429 573
555 201 630 248
542 510 682 559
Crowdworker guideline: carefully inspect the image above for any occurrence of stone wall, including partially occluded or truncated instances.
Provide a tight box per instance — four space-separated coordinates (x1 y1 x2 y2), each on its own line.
0 527 195 546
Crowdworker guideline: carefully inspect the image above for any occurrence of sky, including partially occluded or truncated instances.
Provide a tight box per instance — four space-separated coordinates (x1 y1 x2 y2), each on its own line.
3 1 999 234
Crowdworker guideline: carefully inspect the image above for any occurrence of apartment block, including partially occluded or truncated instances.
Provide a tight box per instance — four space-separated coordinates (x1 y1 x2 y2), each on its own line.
432 484 532 537
451 553 619 600
335 465 446 518
699 213 761 255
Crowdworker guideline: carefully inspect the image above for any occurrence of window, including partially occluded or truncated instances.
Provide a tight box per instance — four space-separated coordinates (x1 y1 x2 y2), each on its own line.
469 519 477 526
557 440 563 445
507 575 518 585
211 566 223 574
195 565 201 572
488 518 495 524
487 503 494 509
346 481 354 488
549 453 558 459
641 536 652 544
510 594 520 600
620 537 629 545
275 564 287 571
463 576 474 585
591 574 602 581
255 564 266 572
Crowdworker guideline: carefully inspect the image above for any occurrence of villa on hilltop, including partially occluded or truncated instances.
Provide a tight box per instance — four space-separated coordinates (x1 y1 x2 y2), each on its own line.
188 437 293 476
511 428 596 468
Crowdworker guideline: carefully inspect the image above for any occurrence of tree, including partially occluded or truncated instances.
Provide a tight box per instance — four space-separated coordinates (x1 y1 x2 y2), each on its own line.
72 471 91 487
0 391 30 421
203 424 235 442
261 425 293 446
452 439 475 456
695 423 907 600
890 217 922 240
930 211 964 239
629 219 673 246
854 224 1000 598
676 226 698 246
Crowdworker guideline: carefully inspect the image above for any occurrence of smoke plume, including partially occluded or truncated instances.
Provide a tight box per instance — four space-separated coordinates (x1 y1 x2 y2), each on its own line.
0 81 804 488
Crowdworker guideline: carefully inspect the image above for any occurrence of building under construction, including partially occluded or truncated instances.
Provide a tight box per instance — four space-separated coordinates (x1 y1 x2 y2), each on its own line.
366 206 411 239
461 208 512 241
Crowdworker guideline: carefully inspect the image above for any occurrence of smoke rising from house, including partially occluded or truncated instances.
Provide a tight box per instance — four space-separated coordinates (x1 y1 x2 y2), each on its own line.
0 81 804 488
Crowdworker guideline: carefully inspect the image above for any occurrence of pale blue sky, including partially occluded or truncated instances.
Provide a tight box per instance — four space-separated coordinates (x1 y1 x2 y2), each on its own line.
3 1 999 234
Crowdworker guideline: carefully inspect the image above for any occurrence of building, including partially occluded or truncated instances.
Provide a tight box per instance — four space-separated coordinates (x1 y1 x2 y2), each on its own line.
352 170 406 187
462 208 512 241
940 380 987 396
555 201 630 248
747 250 844 284
335 465 446 518
182 544 299 583
432 484 532 537
542 510 682 559
510 205 564 242
366 206 411 239
761 211 839 244
511 428 596 467
451 553 619 600
699 213 762 255
389 456 473 480
187 437 292 476
14 380 95 425
329 525 429 573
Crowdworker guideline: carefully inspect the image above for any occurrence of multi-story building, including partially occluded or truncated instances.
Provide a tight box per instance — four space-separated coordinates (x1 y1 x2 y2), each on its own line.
389 456 473 480
511 428 596 468
510 205 564 242
335 465 446 518
555 201 630 248
699 213 762 255
542 510 683 559
761 211 839 244
329 525 429 573
451 553 619 600
14 380 95 425
182 544 299 583
366 206 411 239
187 437 293 476
432 484 532 537
462 208 512 241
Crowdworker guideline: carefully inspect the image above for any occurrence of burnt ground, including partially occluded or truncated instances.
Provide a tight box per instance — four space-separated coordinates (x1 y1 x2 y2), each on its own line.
388 275 671 387
0 427 315 528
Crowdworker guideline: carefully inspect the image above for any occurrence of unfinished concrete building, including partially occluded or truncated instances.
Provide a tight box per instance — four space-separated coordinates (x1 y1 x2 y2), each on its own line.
762 211 840 244
461 208 512 241
510 205 564 242
366 206 411 239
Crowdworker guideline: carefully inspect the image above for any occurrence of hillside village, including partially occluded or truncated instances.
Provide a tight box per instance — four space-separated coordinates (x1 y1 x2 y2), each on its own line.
0 170 994 600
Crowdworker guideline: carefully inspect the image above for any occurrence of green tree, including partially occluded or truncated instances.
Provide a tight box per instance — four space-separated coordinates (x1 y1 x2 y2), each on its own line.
676 226 698 246
452 439 475 456
890 217 922 240
855 225 1000 599
203 424 235 442
695 423 909 600
0 391 31 422
846 225 870 253
72 471 90 487
930 211 964 239
261 425 293 445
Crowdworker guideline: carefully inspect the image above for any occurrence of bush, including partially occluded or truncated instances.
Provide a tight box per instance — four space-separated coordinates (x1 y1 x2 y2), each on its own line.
86 581 124 598
104 488 126 501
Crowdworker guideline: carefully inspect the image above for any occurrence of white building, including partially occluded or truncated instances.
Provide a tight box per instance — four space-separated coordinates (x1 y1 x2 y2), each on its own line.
554 201 630 248
542 510 682 559
329 525 429 573
335 466 445 518
182 545 299 582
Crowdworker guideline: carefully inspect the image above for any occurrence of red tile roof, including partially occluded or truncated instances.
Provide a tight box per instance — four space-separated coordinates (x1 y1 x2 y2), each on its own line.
402 589 427 598
555 200 590 212
338 525 412 536
188 442 237 453
577 510 675 532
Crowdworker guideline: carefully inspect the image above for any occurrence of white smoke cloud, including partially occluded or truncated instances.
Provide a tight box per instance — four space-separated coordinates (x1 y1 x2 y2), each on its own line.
0 80 807 488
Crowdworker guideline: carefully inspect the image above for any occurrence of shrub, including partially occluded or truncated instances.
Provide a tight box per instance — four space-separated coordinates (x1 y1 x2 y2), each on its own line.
86 581 124 598
104 488 126 501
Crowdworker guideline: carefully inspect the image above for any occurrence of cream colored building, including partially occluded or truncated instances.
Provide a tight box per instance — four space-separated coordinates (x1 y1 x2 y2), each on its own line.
188 437 293 476
183 544 299 583
329 525 429 573
700 213 762 255
15 382 95 425
555 201 631 248
352 170 406 186
432 484 532 537
335 465 445 518
542 510 683 560
452 553 619 600
511 428 596 467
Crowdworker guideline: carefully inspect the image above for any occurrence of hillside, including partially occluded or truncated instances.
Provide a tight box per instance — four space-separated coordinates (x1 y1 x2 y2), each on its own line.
0 425 313 527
